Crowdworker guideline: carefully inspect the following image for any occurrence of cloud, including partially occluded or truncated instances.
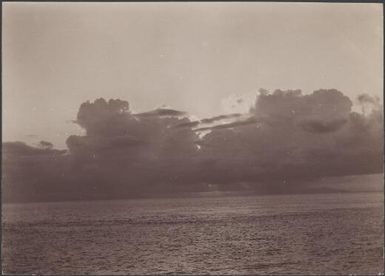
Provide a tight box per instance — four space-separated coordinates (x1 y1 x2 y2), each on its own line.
357 93 379 105
174 113 243 129
252 89 352 121
38 140 54 149
3 141 66 156
200 113 243 124
174 121 201 129
198 89 382 183
221 94 255 114
356 93 381 115
299 118 347 133
134 108 187 118
2 90 383 202
194 117 260 132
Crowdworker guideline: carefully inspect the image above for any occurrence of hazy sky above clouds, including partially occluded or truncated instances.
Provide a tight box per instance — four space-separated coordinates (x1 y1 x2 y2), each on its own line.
3 2 383 148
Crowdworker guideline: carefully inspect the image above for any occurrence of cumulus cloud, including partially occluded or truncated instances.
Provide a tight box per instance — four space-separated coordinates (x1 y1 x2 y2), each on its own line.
38 140 54 149
252 89 352 121
356 93 381 115
357 93 380 105
2 89 383 202
198 89 382 184
221 93 255 114
299 118 348 133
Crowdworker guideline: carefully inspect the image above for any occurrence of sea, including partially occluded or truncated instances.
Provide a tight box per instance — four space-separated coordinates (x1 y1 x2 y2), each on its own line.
2 192 384 275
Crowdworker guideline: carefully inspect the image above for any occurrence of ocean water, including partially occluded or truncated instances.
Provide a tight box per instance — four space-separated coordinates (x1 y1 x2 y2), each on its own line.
2 192 384 275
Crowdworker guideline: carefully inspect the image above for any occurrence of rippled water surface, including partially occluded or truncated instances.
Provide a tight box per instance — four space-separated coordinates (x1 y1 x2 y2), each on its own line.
2 192 384 274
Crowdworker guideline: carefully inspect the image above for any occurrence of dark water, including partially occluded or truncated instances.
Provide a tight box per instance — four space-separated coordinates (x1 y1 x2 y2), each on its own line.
2 192 384 275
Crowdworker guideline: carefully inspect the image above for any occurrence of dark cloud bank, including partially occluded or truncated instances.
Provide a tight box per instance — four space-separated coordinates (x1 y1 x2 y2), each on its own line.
3 90 383 202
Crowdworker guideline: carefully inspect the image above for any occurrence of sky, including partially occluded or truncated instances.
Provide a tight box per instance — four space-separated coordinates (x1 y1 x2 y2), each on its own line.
2 2 383 149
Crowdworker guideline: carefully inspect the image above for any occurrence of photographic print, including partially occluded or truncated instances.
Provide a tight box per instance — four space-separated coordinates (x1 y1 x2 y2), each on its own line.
2 2 384 275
